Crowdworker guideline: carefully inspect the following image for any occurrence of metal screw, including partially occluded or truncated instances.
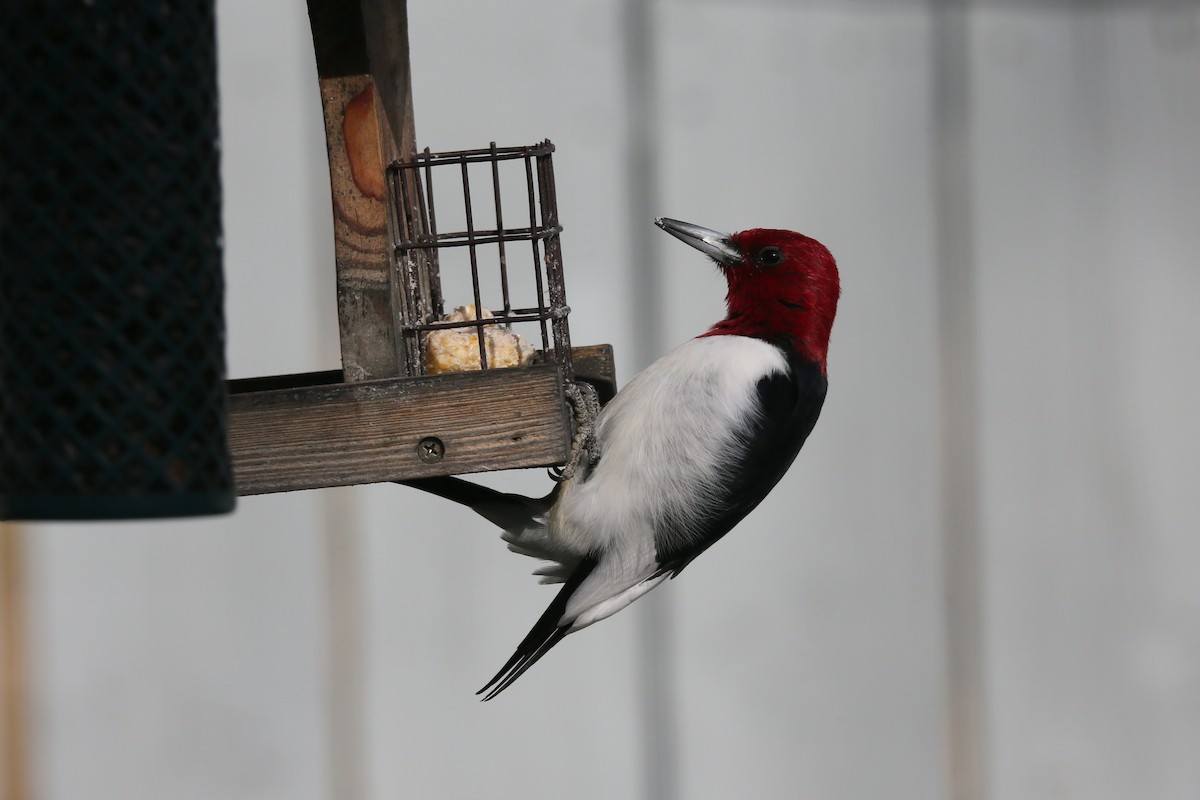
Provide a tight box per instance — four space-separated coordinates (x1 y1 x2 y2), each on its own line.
417 437 445 463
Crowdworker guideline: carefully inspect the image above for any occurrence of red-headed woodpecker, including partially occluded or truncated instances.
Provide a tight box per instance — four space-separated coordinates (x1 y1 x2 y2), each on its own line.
405 218 840 699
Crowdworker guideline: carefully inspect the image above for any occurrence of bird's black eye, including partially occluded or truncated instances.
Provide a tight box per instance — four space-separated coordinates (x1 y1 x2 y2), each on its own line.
754 246 784 267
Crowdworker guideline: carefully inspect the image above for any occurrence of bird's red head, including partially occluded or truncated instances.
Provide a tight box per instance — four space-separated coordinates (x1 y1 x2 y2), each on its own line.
656 219 840 372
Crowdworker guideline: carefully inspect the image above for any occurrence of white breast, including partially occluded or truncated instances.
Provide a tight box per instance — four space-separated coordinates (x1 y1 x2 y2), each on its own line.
551 335 789 566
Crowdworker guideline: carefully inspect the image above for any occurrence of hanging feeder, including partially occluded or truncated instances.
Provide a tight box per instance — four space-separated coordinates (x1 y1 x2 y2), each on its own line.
226 1 615 496
0 1 234 520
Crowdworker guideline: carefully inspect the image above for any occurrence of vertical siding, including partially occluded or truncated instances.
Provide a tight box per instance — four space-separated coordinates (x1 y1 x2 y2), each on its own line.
972 8 1200 800
13 3 1200 800
24 3 334 798
659 7 947 799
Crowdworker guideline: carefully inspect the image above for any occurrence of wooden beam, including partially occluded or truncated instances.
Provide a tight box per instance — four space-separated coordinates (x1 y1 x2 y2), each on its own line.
226 345 615 495
229 365 572 495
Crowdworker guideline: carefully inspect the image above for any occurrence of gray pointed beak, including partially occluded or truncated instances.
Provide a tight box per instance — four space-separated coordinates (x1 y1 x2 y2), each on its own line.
655 217 743 266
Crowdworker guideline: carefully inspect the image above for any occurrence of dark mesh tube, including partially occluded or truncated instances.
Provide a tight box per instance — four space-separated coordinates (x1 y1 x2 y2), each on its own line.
0 2 234 519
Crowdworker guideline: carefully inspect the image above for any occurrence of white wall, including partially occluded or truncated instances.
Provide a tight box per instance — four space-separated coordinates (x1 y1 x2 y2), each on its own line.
24 5 334 799
18 2 1200 800
973 8 1200 800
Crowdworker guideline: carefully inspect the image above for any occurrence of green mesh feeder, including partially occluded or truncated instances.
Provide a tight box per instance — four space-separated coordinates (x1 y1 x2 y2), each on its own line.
0 1 234 519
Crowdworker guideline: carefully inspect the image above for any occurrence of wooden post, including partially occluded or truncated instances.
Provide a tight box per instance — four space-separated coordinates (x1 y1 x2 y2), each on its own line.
306 0 418 382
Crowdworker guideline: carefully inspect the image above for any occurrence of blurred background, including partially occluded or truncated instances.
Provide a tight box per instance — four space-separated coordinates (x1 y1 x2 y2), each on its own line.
3 0 1199 798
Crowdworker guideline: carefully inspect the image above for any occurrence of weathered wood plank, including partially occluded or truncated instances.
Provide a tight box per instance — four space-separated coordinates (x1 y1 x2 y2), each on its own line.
230 365 571 495
226 345 614 494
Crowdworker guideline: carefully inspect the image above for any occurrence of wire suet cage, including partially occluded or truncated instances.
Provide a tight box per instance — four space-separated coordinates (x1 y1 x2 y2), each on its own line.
389 141 573 381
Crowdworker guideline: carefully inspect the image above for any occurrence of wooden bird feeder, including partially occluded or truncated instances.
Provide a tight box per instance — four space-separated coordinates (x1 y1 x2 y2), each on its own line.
226 0 615 496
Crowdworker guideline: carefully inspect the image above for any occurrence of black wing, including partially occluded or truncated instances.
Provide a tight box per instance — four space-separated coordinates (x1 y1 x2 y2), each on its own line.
653 354 828 577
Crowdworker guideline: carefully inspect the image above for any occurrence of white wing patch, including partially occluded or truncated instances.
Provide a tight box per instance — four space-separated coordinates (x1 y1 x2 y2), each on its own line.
568 572 670 631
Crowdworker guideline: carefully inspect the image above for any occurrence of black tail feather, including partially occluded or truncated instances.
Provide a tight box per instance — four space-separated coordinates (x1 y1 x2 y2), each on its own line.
480 628 568 701
399 476 584 699
398 475 514 508
477 556 599 701
398 476 558 532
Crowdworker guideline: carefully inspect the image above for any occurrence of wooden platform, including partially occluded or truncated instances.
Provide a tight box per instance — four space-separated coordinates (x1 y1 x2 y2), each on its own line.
227 344 615 495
